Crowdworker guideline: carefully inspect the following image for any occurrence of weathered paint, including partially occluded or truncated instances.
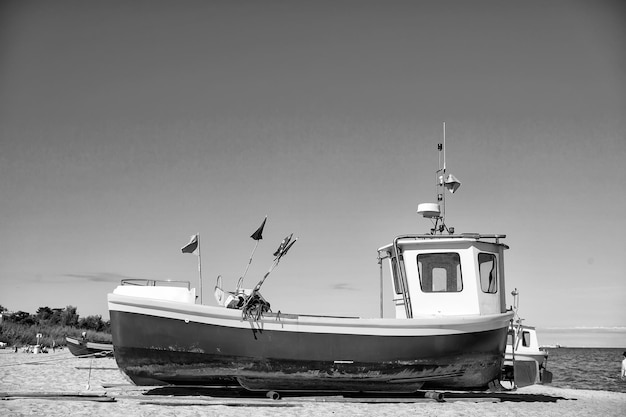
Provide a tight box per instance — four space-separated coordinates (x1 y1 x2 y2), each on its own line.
110 309 509 392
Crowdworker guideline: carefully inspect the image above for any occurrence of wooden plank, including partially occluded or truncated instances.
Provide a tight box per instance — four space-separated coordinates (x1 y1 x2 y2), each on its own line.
139 400 299 407
0 391 115 402
131 395 501 405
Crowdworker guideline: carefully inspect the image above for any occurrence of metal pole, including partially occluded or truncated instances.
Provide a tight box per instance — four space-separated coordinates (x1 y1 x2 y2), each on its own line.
197 233 203 304
393 237 412 319
378 254 383 318
239 239 260 291
443 121 446 170
441 122 446 225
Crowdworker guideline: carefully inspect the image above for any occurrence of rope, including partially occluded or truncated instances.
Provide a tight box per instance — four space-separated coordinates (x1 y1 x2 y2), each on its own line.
86 357 93 390
0 350 112 368
241 291 271 321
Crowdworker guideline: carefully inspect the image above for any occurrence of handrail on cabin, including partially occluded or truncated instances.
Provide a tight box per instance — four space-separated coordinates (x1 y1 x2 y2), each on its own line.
392 233 509 249
398 233 507 243
121 278 191 290
392 236 413 319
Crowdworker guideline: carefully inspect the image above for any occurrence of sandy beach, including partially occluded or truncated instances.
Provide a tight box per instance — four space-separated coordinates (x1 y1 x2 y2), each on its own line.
1 349 624 417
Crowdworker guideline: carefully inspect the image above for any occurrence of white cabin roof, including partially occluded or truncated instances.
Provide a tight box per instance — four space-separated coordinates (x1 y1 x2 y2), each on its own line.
378 233 509 254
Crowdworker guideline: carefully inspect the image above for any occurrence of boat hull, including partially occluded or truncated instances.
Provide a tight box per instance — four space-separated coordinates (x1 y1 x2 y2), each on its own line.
109 294 512 392
504 352 547 366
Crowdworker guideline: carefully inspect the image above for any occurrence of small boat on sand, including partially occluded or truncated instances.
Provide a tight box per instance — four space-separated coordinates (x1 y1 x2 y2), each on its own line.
108 131 515 393
66 336 114 357
500 289 552 387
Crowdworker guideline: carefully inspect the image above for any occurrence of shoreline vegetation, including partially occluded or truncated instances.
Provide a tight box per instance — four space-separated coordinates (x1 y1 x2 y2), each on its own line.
0 305 111 348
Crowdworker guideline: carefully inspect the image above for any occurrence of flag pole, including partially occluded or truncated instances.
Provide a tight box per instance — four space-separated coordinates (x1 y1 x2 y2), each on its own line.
252 235 297 293
238 216 267 291
238 239 259 291
197 233 203 304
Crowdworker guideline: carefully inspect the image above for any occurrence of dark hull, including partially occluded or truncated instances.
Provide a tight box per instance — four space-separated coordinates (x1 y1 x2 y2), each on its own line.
110 309 509 392
65 337 113 357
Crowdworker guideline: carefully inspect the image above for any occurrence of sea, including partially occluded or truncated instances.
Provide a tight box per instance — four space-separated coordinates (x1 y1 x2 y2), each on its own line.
544 347 626 393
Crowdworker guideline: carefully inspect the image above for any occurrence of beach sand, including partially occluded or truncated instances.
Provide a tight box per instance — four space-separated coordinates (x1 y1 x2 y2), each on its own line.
1 349 624 417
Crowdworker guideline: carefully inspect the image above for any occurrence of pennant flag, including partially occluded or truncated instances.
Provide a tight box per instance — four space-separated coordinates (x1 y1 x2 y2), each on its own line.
250 217 267 241
273 233 294 258
282 238 297 257
181 234 199 255
252 233 298 294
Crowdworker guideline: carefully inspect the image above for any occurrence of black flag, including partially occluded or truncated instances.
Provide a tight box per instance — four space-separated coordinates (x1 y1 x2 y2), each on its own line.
181 234 199 255
273 233 293 257
250 217 267 241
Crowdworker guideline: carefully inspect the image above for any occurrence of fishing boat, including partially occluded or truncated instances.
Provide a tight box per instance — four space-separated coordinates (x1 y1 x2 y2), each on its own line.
65 336 114 357
501 289 552 387
108 128 515 393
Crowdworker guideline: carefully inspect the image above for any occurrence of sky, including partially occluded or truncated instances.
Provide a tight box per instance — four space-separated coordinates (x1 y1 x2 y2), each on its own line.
1 0 625 347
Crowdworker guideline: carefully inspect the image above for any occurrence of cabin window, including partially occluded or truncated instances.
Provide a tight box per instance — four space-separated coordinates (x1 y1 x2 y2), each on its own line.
522 331 531 347
478 253 498 293
391 257 403 295
417 253 462 292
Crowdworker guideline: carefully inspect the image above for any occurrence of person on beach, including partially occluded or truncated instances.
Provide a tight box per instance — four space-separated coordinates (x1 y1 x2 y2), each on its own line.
621 351 626 380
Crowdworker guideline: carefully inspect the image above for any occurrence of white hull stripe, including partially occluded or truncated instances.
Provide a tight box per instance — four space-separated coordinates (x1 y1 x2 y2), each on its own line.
108 294 512 337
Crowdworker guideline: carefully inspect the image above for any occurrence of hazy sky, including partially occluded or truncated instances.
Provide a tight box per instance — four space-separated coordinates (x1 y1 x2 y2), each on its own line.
1 0 624 347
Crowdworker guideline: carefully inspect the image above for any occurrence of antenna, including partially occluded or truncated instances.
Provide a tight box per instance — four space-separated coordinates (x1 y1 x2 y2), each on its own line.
417 122 461 234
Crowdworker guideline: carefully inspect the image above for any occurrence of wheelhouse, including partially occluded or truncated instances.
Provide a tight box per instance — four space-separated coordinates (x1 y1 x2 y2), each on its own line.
378 234 508 318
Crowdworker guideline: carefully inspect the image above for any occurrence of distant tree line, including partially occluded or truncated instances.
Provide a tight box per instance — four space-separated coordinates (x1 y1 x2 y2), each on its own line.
0 304 110 332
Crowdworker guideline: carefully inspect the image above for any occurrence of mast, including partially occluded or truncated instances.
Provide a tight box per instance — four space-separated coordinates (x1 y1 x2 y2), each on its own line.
417 122 461 234
438 122 447 226
197 233 203 304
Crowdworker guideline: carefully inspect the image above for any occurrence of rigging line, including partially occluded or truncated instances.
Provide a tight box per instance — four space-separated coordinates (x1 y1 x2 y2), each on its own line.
0 351 112 367
86 357 94 390
238 239 260 290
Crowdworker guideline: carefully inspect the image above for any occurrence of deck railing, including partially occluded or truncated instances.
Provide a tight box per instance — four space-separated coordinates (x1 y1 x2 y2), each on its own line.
120 279 191 289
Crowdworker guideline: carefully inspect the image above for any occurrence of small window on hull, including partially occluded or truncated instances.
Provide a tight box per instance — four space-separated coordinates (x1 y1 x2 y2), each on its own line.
479 253 498 293
417 253 462 292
